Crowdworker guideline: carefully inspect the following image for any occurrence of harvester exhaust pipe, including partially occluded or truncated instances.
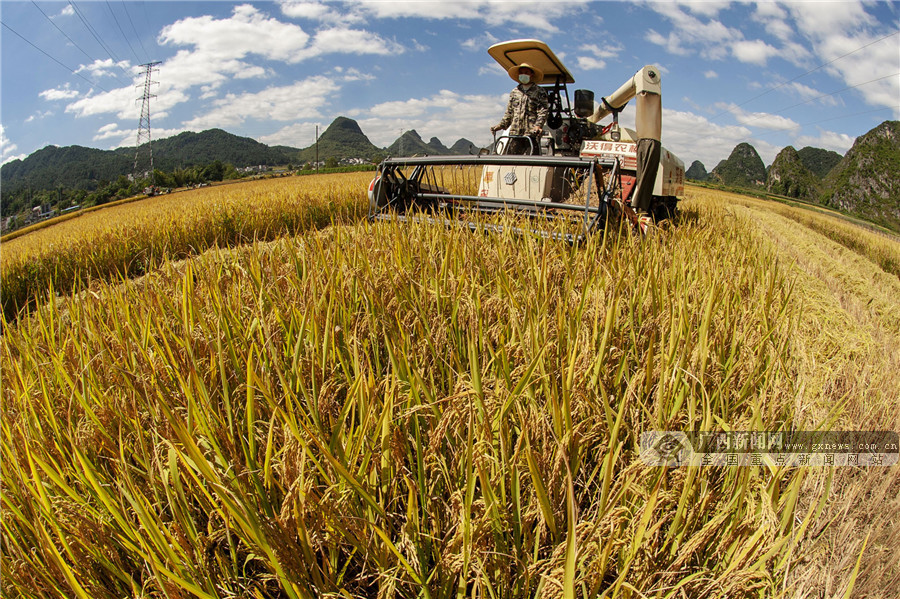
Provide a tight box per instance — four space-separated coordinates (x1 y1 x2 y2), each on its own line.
574 89 594 118
589 66 662 214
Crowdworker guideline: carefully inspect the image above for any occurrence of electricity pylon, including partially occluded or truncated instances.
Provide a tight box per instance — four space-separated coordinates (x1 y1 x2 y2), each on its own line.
133 61 161 185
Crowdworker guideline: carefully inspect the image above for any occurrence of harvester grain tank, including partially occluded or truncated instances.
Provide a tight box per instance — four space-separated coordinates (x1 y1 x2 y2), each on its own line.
368 39 684 239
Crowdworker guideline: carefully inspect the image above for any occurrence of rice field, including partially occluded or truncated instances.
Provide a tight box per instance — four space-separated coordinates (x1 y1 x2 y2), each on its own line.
0 173 368 323
1 175 898 598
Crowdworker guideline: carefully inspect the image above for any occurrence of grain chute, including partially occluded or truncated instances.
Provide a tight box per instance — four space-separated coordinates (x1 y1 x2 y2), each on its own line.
368 39 684 240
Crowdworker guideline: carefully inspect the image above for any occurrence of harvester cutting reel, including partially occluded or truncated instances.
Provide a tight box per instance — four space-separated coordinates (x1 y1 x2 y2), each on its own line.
367 154 631 243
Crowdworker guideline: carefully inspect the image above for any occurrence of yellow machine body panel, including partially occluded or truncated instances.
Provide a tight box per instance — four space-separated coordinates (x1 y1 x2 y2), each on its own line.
478 165 557 203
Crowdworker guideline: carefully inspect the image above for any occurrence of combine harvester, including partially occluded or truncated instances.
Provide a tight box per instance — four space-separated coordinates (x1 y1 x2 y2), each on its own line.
368 39 684 240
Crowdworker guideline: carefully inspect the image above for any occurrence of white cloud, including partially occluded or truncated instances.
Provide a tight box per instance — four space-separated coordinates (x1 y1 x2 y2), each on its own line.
278 1 333 20
91 123 188 149
65 86 139 120
786 1 875 38
234 65 269 80
795 128 856 154
258 121 321 148
182 76 339 130
645 3 735 59
646 0 897 118
306 0 591 33
300 27 403 59
65 84 188 122
75 58 132 79
281 0 576 28
158 5 400 93
1 153 27 165
369 98 429 119
1 125 26 165
786 3 900 115
479 61 508 78
646 3 808 68
664 107 784 167
752 2 792 42
25 110 54 123
332 66 375 82
278 0 364 25
576 43 623 71
588 102 783 168
462 31 499 52
577 56 607 71
704 70 718 79
159 4 312 64
713 102 801 131
355 90 508 148
645 29 686 57
39 86 80 101
56 5 74 18
783 81 840 107
59 4 402 129
731 39 779 66
92 123 137 147
683 1 730 18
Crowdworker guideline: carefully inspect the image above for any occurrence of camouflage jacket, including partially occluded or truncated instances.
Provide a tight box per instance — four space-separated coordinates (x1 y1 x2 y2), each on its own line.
497 84 550 136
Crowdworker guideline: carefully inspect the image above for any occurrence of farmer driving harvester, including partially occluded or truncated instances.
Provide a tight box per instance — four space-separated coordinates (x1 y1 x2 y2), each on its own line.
490 62 550 155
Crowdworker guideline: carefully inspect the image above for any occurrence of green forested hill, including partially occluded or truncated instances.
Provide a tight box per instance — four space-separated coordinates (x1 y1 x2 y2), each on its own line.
686 160 709 181
385 130 442 156
823 120 900 230
295 117 382 163
702 121 899 232
1 145 132 197
797 146 842 179
711 142 767 188
1 129 296 200
127 129 295 171
450 138 479 154
766 146 820 202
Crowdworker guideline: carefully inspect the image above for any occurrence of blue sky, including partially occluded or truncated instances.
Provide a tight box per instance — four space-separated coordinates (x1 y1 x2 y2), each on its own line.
1 1 898 171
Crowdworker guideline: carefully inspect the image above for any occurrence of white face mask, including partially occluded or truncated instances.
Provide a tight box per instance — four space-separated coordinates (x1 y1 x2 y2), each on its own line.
518 74 531 85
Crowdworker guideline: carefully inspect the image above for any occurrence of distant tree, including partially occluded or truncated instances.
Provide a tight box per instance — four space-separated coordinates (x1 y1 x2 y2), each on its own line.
223 163 241 180
172 168 190 188
325 157 338 169
202 160 226 182
153 170 175 189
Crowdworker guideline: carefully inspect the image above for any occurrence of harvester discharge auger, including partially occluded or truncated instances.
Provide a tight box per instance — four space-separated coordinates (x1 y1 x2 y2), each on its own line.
367 39 684 240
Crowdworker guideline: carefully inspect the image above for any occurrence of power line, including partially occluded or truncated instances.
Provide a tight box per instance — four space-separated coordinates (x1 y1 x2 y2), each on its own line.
745 107 894 138
0 20 110 93
663 71 898 150
709 29 900 122
105 1 140 64
67 1 118 61
29 0 130 88
121 1 149 64
30 1 94 63
727 72 900 128
67 1 132 82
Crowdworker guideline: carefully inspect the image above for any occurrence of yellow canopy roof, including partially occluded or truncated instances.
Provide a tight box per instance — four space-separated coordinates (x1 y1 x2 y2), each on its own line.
487 39 575 85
